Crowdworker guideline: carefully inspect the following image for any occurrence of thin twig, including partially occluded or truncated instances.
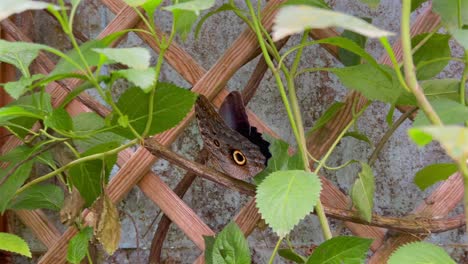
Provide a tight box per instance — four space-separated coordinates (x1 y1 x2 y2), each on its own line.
368 106 418 166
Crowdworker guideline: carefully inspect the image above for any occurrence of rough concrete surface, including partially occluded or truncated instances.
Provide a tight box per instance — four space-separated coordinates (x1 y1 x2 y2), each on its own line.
11 0 468 263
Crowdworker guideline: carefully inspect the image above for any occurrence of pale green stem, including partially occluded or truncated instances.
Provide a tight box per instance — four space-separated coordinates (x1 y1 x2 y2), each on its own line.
401 0 442 126
268 237 283 264
244 0 332 240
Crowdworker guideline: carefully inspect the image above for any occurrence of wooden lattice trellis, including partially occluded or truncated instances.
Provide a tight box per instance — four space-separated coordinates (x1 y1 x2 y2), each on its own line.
0 1 464 263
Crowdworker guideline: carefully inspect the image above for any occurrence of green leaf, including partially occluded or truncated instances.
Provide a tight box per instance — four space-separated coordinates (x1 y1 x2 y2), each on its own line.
0 161 34 213
432 0 468 31
44 107 73 131
0 0 60 22
92 47 151 70
211 222 251 264
409 126 468 161
173 9 198 40
4 93 51 138
113 68 156 93
422 79 461 102
351 162 375 222
272 6 393 41
254 137 303 185
331 64 405 104
0 145 33 163
163 0 215 16
204 236 216 264
66 227 93 264
8 184 64 211
306 236 372 264
388 242 456 264
414 99 468 126
278 248 306 263
0 105 43 124
52 41 106 75
72 112 125 152
82 142 119 172
414 163 458 191
307 102 344 134
358 0 380 8
69 160 106 207
4 74 44 99
0 40 50 75
112 83 197 139
256 170 322 237
412 33 451 80
0 232 31 258
411 0 427 11
283 0 330 9
344 131 373 146
339 25 369 66
452 29 468 49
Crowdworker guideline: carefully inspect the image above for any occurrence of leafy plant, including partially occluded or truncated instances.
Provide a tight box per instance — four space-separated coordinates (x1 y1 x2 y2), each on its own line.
0 0 467 263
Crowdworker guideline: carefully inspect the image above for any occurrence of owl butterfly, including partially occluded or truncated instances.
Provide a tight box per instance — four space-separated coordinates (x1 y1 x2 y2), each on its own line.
195 92 271 179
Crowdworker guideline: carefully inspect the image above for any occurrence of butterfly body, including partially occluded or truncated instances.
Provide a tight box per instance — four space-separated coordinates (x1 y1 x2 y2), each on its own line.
195 92 270 179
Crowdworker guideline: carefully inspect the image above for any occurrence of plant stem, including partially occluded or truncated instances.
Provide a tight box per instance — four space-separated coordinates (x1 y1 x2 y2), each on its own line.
458 159 468 233
268 237 283 264
368 107 417 166
460 51 468 106
244 0 332 240
15 139 138 195
401 0 442 126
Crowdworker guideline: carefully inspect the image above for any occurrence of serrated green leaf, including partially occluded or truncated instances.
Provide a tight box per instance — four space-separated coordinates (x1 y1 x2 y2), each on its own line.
5 93 51 138
256 170 322 237
0 161 34 213
66 227 93 264
69 160 106 207
254 137 303 185
388 242 456 264
409 126 468 161
413 99 468 126
422 79 461 102
306 236 372 264
4 74 44 99
278 248 306 263
452 29 468 49
113 68 156 93
331 64 405 104
413 163 458 191
44 107 73 131
8 184 64 211
0 232 31 258
272 6 393 41
93 47 150 70
112 83 196 139
412 33 450 80
432 0 468 31
0 40 51 75
344 131 373 146
163 0 215 16
339 25 369 66
351 162 375 222
204 236 216 264
72 112 125 152
0 105 43 124
173 9 198 40
0 0 60 22
211 222 251 264
308 102 344 134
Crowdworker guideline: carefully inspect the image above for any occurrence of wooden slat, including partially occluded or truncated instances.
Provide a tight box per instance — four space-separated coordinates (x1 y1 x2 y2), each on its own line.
15 210 61 248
